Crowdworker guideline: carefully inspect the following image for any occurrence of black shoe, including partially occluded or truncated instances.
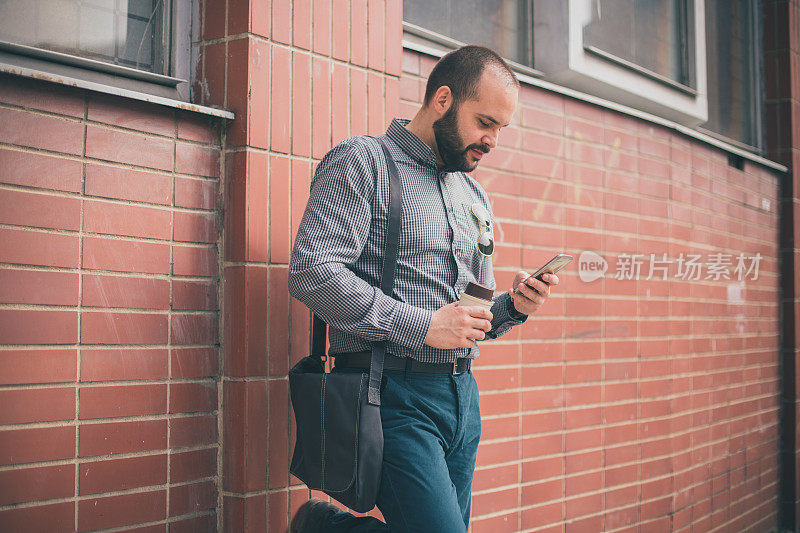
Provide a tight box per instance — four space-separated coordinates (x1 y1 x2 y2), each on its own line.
290 498 339 533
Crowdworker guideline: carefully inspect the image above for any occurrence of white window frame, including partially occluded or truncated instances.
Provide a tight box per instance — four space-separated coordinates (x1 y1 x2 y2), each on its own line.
533 0 708 127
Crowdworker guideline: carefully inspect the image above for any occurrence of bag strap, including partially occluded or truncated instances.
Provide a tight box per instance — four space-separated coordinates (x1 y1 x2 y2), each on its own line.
309 136 403 407
367 138 402 406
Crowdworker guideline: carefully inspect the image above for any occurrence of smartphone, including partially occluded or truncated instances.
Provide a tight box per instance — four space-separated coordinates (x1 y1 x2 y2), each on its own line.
515 253 573 294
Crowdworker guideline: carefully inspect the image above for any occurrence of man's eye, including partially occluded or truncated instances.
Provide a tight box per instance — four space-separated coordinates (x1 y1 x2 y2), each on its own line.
479 120 490 127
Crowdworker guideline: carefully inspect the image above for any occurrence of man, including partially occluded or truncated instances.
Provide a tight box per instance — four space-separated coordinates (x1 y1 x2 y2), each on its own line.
288 45 559 532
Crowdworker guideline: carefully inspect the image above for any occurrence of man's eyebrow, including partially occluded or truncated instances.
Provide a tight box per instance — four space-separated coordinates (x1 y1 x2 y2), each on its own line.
477 113 510 127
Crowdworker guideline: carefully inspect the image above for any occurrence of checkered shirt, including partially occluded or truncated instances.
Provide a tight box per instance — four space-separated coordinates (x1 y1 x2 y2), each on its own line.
288 118 526 363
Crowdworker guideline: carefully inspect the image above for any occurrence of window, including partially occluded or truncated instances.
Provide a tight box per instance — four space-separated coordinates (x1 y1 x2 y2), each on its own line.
403 0 534 70
0 0 194 101
701 0 763 150
583 0 694 89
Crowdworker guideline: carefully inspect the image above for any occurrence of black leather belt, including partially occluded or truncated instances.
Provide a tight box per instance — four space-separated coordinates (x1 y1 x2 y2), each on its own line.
333 352 472 375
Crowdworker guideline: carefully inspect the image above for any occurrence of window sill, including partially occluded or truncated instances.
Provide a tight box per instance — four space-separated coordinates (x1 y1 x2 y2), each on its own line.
0 55 234 120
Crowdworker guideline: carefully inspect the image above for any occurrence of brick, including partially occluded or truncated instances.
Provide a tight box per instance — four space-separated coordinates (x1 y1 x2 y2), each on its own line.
0 464 73 505
268 379 288 488
290 159 311 244
311 58 332 159
0 73 85 116
224 266 267 377
173 279 218 310
0 269 78 305
203 0 226 40
81 312 168 344
171 448 217 483
175 177 217 210
0 349 77 385
171 313 218 345
350 68 368 136
292 51 311 156
176 143 220 177
171 415 218 448
83 236 170 274
270 156 291 263
271 45 291 154
0 426 75 465
78 490 166 531
82 274 170 309
0 188 80 230
350 0 368 67
86 125 174 171
0 309 78 344
173 244 218 276
169 480 217 517
0 387 74 424
222 42 248 146
80 384 167 419
0 501 74 533
224 494 267 532
170 382 217 414
0 148 82 192
293 0 311 49
171 348 218 379
367 0 385 71
0 227 78 268
272 0 291 44
79 454 167 495
201 42 226 109
83 199 172 240
88 93 175 136
79 420 167 457
223 380 267 492
80 348 168 381
331 0 349 60
85 163 172 205
331 63 349 144
313 0 331 54
178 111 220 145
385 0 402 76
368 72 384 136
268 490 289 533
174 211 218 243
0 107 83 155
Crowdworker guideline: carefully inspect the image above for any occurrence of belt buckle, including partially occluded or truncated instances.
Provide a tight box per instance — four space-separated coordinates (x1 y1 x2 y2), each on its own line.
452 359 463 375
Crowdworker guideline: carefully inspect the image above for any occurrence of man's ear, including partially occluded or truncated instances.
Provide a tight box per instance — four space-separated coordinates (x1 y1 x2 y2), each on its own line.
431 85 453 116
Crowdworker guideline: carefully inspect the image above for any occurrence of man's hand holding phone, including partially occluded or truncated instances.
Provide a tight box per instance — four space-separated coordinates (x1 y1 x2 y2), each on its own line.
509 253 571 316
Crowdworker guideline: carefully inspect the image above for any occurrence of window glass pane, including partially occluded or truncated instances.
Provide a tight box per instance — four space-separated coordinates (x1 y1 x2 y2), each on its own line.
403 0 533 68
0 0 169 75
583 0 691 86
703 0 761 149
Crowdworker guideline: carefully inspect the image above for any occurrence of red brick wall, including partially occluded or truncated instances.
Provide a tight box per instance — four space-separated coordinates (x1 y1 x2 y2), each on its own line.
0 74 222 531
401 52 782 532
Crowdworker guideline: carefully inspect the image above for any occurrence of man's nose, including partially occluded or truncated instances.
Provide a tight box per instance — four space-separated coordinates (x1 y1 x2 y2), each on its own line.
482 129 499 149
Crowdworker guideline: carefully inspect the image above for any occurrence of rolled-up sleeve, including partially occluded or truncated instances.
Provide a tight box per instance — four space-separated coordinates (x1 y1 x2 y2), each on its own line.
288 138 432 351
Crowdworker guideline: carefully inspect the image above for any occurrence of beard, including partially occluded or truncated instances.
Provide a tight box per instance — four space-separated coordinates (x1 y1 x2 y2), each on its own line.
432 103 489 173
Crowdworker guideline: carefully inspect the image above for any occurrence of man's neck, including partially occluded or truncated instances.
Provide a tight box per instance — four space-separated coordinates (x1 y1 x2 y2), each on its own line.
405 112 445 169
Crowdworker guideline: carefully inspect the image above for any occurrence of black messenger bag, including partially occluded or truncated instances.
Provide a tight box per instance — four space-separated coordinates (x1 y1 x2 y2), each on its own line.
288 137 402 512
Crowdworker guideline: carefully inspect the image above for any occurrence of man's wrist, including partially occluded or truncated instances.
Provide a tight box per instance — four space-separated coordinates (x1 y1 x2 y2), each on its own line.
506 293 528 321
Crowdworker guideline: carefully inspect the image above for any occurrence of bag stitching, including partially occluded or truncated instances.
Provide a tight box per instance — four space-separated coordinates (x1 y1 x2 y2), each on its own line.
320 373 326 489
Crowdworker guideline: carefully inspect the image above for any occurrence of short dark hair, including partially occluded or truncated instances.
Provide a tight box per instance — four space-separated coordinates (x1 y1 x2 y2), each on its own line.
423 45 519 107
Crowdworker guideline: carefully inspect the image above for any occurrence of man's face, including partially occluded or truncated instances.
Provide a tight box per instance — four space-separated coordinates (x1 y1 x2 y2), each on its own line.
432 69 518 172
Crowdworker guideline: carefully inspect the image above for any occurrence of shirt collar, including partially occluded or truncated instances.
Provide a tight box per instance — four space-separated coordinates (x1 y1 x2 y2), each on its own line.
386 118 438 169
